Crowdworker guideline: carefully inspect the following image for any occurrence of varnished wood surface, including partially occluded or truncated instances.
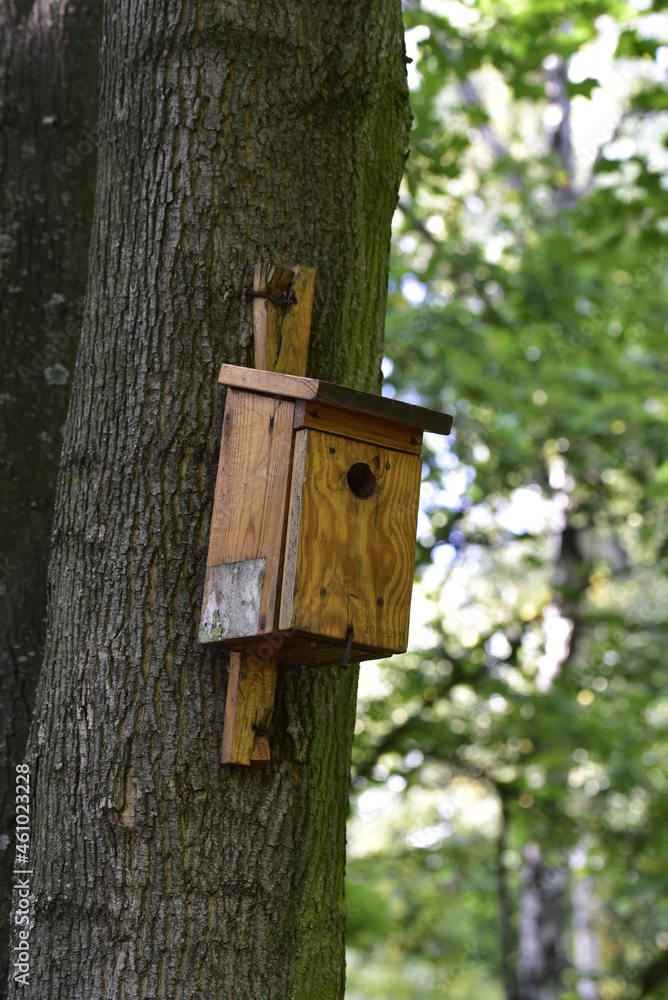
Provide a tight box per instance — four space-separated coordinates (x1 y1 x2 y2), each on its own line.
293 400 423 455
279 431 422 655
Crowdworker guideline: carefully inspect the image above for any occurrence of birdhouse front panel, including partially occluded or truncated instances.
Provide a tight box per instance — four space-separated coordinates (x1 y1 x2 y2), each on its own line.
278 429 421 656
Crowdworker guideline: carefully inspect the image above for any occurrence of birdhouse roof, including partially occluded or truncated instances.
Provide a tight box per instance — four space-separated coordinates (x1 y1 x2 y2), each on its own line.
218 364 453 437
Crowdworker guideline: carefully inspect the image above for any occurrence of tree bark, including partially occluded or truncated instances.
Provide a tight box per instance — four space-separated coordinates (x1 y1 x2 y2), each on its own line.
0 4 101 994
8 2 410 997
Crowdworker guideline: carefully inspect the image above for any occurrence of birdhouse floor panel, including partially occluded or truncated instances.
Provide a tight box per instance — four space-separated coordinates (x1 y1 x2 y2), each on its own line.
200 629 391 667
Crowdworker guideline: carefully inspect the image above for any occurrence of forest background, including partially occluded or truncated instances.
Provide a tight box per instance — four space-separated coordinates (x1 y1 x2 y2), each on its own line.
346 1 668 998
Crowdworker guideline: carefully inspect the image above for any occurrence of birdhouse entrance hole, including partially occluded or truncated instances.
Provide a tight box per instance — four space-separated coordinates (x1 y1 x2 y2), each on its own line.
347 461 378 499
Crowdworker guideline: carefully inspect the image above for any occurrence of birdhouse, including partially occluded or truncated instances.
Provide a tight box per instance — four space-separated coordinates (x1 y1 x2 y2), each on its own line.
199 262 453 766
199 365 453 665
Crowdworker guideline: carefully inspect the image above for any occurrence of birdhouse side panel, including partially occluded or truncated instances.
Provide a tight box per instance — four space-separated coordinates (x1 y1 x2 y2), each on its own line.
279 430 422 654
199 389 294 644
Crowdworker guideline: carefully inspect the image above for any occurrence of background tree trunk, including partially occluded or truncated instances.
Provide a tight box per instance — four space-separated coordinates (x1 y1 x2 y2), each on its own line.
8 2 411 997
0 4 101 994
572 875 601 1000
516 843 567 1000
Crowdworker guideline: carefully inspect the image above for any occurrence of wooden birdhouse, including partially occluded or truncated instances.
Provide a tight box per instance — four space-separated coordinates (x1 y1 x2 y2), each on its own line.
200 363 453 662
200 263 453 765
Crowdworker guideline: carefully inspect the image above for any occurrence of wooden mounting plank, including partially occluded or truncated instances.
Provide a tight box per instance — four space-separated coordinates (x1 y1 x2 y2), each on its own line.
272 265 315 376
221 652 277 765
218 364 454 437
252 263 315 377
219 262 316 767
252 263 294 370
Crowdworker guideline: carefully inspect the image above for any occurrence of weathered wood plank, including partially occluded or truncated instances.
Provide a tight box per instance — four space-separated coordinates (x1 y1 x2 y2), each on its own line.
252 262 270 369
252 263 295 370
219 263 317 766
206 388 294 635
218 363 454 437
219 364 317 399
293 400 423 455
279 431 422 655
272 265 315 376
200 558 266 642
221 652 277 765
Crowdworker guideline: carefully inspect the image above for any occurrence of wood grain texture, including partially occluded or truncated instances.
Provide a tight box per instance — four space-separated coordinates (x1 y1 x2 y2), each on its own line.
219 363 318 399
252 262 294 369
252 262 269 368
218 363 454 436
294 400 423 455
222 263 315 764
272 265 316 376
221 652 277 765
252 263 315 376
265 265 297 370
280 431 422 654
280 429 309 634
205 389 294 634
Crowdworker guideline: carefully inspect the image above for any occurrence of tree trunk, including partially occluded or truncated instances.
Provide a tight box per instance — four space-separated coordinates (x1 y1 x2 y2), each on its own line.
572 875 601 1000
516 843 567 1000
497 794 518 1000
8 2 410 997
0 4 101 994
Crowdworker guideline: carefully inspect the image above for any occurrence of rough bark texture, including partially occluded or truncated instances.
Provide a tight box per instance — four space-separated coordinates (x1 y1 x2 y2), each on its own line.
8 2 410 997
0 3 101 994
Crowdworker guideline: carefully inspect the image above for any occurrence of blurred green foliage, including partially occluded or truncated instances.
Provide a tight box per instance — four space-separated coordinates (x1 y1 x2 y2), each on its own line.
346 1 668 997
